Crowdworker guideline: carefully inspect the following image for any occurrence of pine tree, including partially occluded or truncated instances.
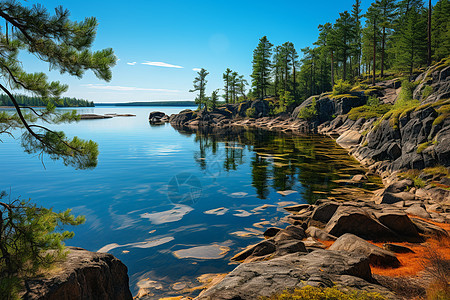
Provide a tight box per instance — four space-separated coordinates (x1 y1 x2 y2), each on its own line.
431 0 450 62
288 44 300 99
351 0 362 77
334 11 356 81
375 0 398 77
251 36 273 99
394 6 428 74
0 1 116 169
272 46 284 97
364 3 381 84
209 89 219 109
237 75 248 100
189 68 209 110
222 68 232 103
316 23 335 88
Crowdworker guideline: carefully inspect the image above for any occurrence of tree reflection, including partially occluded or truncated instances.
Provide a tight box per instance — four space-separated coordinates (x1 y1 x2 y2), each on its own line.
172 125 381 203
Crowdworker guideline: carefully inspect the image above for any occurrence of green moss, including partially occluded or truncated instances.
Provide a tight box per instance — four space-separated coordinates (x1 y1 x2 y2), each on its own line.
424 165 449 177
364 88 378 96
436 104 450 114
417 141 432 153
433 98 450 106
347 103 392 121
330 94 359 100
400 106 417 118
433 114 448 126
263 285 387 300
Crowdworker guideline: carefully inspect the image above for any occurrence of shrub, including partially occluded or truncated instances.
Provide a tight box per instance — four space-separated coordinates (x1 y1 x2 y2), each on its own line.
298 98 317 120
332 79 353 96
367 96 380 107
273 91 294 115
421 244 450 300
395 80 419 108
351 83 369 92
273 105 286 115
0 192 85 298
262 285 387 300
246 107 257 118
424 166 450 177
422 85 433 100
399 170 426 188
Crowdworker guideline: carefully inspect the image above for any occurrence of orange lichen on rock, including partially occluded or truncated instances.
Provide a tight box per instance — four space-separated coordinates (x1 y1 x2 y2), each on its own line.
318 239 335 248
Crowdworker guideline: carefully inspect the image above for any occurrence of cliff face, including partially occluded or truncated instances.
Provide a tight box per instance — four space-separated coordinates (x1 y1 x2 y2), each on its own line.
21 247 132 300
317 65 450 173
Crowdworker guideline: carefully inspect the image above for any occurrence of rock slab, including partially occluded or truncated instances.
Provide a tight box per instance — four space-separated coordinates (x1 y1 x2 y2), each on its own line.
21 247 132 300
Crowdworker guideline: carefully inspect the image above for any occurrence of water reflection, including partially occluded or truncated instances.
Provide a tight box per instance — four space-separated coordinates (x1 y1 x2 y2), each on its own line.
173 125 382 204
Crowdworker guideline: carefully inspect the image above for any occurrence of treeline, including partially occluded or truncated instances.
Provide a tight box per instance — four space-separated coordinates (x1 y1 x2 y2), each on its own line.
248 0 449 102
97 101 197 106
0 94 94 107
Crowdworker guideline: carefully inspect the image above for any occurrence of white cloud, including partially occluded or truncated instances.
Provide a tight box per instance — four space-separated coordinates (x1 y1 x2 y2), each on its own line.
127 62 137 65
192 68 201 71
82 84 180 93
142 61 183 68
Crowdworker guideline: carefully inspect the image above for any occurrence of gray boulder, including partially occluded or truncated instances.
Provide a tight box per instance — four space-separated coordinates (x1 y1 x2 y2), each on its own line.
325 205 398 241
329 233 400 267
306 226 337 241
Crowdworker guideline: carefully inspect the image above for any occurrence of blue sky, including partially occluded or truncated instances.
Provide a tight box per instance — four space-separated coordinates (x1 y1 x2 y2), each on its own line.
18 0 433 103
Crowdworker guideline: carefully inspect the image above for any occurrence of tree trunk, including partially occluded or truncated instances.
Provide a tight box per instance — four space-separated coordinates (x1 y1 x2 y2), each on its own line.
292 64 296 99
427 0 432 66
343 50 347 81
284 59 288 93
372 18 377 85
331 51 335 87
381 27 385 78
410 39 415 75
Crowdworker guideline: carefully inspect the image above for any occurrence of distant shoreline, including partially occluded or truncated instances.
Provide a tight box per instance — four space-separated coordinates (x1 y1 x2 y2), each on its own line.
95 101 197 107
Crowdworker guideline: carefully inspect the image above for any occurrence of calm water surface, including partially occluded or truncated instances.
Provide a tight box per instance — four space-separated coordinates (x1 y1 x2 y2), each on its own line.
0 106 382 298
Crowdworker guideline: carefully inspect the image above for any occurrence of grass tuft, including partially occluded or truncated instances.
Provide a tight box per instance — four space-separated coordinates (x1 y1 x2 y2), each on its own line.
262 285 387 300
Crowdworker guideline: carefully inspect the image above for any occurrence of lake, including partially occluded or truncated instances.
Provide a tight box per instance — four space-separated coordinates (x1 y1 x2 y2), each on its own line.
0 106 382 298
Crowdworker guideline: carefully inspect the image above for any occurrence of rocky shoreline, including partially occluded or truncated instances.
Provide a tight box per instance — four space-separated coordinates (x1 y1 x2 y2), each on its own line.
148 64 450 299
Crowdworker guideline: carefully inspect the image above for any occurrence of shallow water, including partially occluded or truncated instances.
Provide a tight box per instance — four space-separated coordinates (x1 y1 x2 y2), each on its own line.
0 106 382 298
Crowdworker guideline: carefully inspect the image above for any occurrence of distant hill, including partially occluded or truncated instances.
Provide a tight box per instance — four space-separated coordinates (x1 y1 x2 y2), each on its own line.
95 101 196 107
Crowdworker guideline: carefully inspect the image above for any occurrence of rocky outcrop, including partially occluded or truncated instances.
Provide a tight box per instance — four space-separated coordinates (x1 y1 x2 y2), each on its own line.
149 111 168 123
21 247 132 300
198 250 396 300
414 64 450 104
329 234 400 267
80 113 136 119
